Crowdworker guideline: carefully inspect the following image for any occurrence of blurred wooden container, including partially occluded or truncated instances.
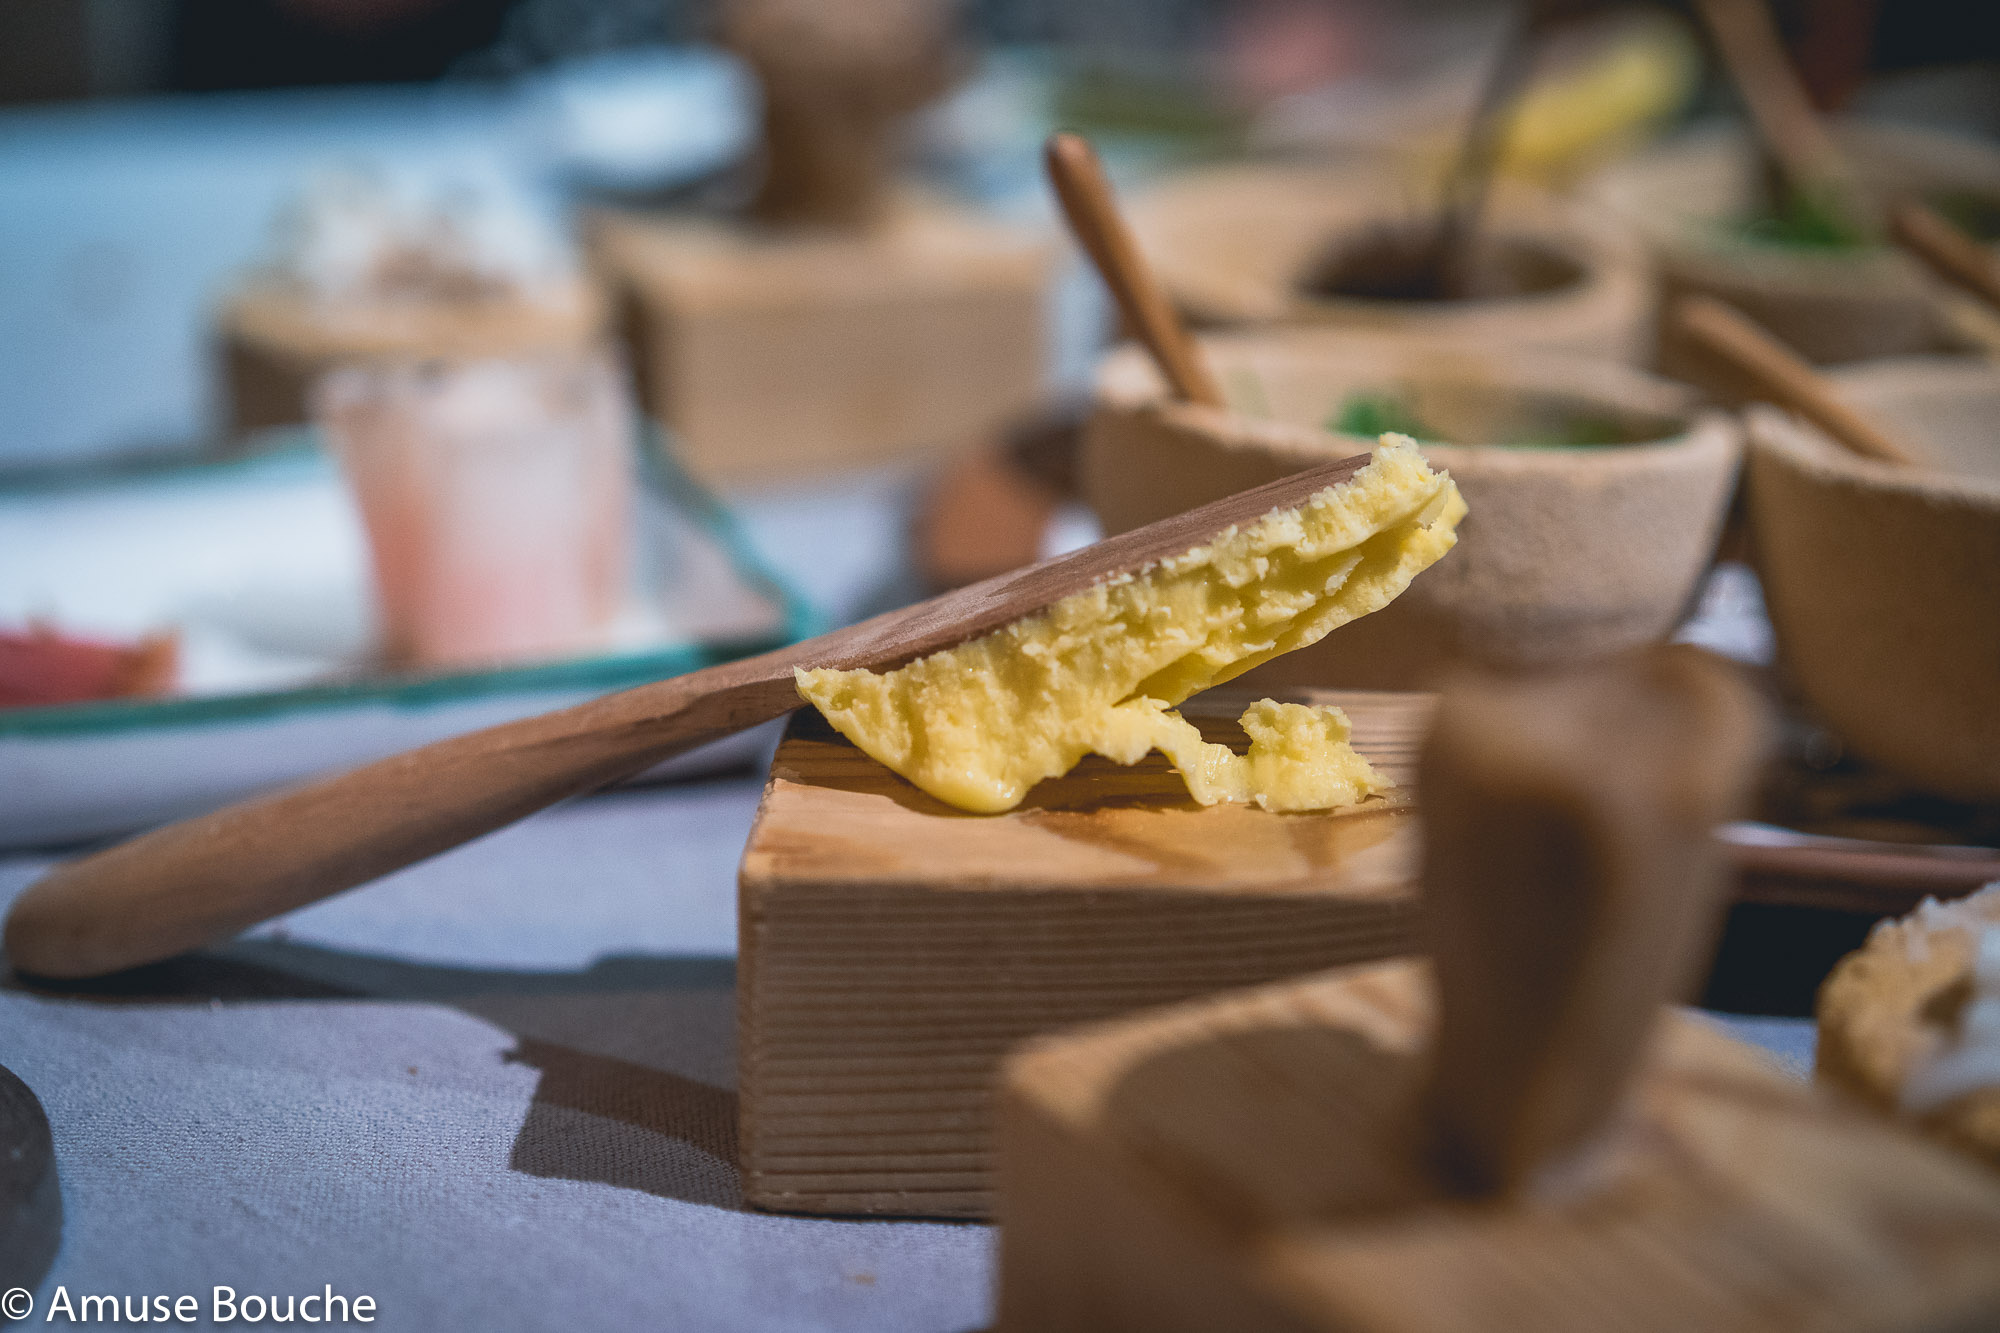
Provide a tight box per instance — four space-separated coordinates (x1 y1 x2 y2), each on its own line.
1590 122 2000 390
219 279 607 437
1746 357 2000 802
994 960 2000 1332
1130 162 1653 362
736 689 1430 1219
1082 333 1738 689
591 196 1049 488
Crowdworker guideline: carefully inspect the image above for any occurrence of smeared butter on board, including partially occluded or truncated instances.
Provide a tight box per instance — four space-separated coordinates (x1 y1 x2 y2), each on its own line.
796 437 1464 813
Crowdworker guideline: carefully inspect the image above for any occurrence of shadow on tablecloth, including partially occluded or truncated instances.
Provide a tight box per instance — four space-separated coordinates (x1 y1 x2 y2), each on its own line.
7 943 745 1211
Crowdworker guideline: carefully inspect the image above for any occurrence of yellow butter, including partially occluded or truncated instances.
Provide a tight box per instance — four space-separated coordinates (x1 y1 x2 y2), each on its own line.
796 437 1465 813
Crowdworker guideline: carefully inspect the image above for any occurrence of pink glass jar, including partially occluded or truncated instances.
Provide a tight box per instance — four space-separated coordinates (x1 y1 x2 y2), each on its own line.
316 352 633 670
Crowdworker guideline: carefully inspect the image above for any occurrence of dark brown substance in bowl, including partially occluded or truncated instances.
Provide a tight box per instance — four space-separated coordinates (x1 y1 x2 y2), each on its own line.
1297 222 1587 304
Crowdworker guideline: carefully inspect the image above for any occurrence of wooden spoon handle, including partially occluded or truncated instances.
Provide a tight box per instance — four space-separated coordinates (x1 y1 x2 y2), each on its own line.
1891 199 2000 313
1692 0 1872 234
3 658 797 980
1675 296 1915 465
1044 132 1225 408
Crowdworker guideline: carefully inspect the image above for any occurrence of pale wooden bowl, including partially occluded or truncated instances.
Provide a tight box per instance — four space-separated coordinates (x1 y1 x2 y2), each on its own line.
1747 356 2000 801
1130 161 1654 362
1590 122 2000 384
1083 331 1740 689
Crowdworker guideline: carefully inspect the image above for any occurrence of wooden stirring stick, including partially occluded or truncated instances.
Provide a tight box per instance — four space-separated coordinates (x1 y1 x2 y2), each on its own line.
1044 132 1224 409
1891 198 2000 314
1693 0 1875 239
3 455 1374 980
1428 4 1543 299
1676 296 1916 466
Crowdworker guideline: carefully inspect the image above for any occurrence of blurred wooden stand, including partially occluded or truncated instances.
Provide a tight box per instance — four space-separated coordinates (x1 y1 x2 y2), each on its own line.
590 0 1048 487
996 650 2000 1330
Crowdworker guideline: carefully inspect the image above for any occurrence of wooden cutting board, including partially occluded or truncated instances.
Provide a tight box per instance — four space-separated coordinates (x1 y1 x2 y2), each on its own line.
737 688 1432 1218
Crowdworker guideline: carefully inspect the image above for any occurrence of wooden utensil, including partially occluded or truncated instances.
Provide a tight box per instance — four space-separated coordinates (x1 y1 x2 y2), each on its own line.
1692 0 1875 238
1676 295 1915 465
1044 132 1224 408
1726 821 2000 916
3 454 1370 981
1891 198 2000 313
1427 5 1543 300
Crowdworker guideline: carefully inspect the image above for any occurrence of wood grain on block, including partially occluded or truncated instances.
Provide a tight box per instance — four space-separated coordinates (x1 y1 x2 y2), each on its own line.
737 689 1432 1218
996 961 2000 1331
591 196 1049 486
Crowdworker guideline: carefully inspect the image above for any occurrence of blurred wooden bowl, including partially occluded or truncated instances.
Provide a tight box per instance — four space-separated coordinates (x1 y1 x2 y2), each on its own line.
1590 122 2000 388
1130 161 1653 362
1747 357 2000 801
1083 332 1739 689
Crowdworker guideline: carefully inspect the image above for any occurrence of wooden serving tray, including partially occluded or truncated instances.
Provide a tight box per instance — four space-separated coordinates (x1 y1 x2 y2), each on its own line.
736 689 1431 1217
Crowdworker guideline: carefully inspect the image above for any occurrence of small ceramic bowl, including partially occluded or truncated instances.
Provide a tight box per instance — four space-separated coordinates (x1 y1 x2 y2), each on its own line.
1746 356 2000 801
1130 161 1653 362
1590 121 2000 385
1083 331 1740 689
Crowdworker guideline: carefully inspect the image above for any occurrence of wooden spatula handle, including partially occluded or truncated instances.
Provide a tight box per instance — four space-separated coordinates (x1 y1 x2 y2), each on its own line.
3 657 797 980
1675 296 1915 465
1044 132 1225 409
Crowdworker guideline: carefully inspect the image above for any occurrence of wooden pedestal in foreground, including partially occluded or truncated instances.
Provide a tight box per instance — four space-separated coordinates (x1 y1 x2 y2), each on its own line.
996 959 2000 1332
592 197 1049 489
737 690 1432 1218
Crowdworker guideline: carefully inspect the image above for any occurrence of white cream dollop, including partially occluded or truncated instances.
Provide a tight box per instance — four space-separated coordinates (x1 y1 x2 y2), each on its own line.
1901 884 2000 1115
264 166 579 307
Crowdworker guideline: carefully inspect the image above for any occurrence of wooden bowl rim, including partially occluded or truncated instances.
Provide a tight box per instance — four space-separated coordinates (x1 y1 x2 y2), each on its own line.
1747 386 2000 509
1094 334 1740 474
1132 162 1642 323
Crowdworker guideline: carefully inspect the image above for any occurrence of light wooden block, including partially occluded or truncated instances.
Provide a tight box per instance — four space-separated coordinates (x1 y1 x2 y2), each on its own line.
592 196 1050 488
996 960 2000 1332
736 689 1432 1218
